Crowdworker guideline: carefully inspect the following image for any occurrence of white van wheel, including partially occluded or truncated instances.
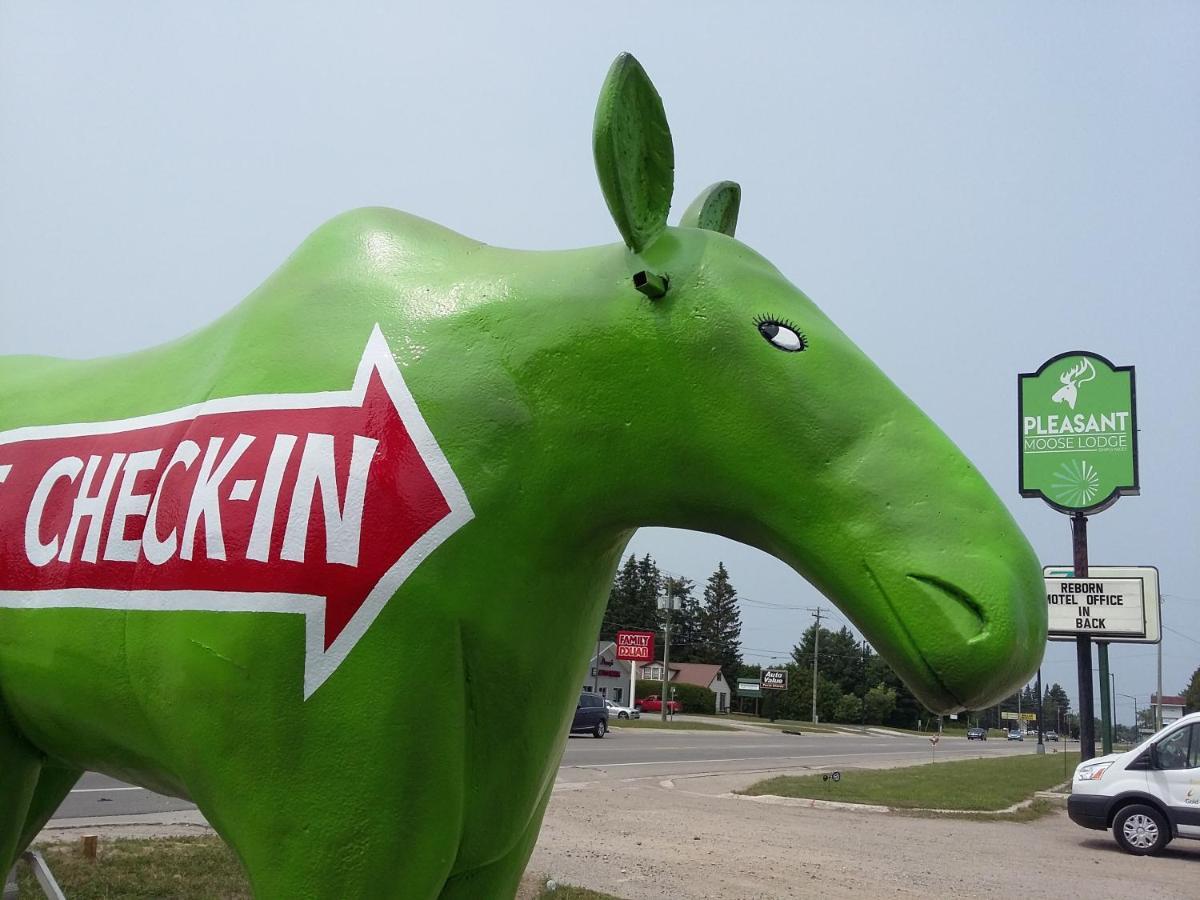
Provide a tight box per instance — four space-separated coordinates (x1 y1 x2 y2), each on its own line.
1113 804 1170 855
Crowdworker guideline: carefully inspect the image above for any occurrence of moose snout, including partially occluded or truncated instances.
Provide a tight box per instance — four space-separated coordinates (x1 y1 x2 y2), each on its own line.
866 550 1046 713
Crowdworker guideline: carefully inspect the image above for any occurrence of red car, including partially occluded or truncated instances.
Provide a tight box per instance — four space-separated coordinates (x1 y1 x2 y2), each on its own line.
635 695 681 714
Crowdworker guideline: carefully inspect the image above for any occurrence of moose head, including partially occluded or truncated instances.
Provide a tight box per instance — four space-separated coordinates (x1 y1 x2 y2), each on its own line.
1051 357 1097 411
525 52 1048 713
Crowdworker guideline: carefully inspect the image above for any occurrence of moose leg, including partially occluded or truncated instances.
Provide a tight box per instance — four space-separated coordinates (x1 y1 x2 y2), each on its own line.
0 706 41 879
15 765 82 853
437 779 554 900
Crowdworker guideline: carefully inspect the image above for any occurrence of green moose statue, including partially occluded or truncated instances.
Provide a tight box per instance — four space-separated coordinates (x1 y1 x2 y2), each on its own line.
0 54 1045 898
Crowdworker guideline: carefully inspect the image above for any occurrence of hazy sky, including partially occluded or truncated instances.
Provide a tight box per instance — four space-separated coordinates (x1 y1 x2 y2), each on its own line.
2 4 1197 722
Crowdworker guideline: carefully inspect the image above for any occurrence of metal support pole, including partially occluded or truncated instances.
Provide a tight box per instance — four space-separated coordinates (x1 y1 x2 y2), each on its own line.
1098 643 1112 755
1072 512 1096 761
1036 667 1045 754
1110 671 1117 746
23 851 66 900
1157 596 1165 731
657 585 676 724
660 585 673 723
810 607 823 724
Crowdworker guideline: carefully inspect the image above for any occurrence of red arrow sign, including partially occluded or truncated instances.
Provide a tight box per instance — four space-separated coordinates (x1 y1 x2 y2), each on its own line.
0 326 473 697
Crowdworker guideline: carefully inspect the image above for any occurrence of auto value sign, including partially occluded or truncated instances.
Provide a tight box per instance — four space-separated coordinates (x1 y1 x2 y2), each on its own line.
760 668 788 691
1018 351 1138 514
1043 565 1160 643
615 630 655 662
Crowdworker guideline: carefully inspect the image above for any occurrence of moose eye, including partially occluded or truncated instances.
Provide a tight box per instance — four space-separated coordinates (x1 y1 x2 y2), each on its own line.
754 316 807 352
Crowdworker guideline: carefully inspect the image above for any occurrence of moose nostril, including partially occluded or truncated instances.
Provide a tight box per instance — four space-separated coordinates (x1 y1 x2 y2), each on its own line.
906 573 988 642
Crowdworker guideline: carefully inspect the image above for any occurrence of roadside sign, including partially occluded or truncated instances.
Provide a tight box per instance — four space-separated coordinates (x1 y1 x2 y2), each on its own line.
760 668 788 691
1043 566 1160 643
615 630 655 661
737 678 762 697
1001 711 1037 721
1018 351 1137 514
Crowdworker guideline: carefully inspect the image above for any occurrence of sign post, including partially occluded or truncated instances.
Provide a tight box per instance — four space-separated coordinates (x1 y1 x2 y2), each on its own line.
616 630 655 710
1020 351 1138 762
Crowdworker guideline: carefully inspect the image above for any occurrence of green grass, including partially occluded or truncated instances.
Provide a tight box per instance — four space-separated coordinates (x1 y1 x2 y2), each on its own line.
535 884 624 899
740 751 1079 811
16 839 625 899
17 837 250 899
896 797 1061 823
609 718 736 731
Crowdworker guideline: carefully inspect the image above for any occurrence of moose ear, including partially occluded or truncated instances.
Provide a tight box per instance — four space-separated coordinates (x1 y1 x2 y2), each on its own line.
593 53 674 253
679 181 740 236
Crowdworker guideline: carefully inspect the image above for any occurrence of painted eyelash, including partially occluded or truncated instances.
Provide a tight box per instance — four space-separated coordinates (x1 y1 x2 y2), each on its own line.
753 314 808 349
753 313 800 331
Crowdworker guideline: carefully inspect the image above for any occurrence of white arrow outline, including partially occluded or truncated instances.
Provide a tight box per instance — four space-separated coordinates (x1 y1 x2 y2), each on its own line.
0 325 474 699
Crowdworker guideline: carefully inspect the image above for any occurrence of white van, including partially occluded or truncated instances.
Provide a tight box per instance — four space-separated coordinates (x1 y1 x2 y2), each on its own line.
1068 710 1200 855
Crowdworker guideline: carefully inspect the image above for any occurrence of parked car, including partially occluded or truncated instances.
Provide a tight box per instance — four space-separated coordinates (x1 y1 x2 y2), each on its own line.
1045 730 1059 742
1068 710 1200 855
966 727 988 741
605 700 640 720
635 695 681 714
1007 730 1024 741
570 692 608 738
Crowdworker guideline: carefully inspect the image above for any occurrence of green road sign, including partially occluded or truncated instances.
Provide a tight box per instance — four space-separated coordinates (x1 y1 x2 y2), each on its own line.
1019 351 1138 514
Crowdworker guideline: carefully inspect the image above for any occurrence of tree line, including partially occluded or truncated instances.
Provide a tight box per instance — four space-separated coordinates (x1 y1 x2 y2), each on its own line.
600 554 742 681
598 551 1147 732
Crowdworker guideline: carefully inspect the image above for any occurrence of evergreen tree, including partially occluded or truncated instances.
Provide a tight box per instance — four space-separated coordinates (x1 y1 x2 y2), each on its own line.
665 576 702 662
791 625 864 696
698 562 742 678
633 554 663 631
599 553 661 637
1042 682 1071 732
1184 666 1200 714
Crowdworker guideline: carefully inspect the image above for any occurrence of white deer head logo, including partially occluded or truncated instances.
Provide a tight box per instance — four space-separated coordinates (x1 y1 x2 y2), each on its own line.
1051 358 1096 411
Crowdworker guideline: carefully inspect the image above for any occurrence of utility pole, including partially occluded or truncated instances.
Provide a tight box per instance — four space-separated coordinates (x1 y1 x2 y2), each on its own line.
660 582 675 723
809 607 823 724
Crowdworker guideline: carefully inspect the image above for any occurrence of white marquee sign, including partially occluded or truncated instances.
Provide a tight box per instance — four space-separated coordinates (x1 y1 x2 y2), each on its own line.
1043 565 1160 643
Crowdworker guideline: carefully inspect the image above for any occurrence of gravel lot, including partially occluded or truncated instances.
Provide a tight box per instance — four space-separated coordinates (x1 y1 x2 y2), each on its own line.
527 768 1200 899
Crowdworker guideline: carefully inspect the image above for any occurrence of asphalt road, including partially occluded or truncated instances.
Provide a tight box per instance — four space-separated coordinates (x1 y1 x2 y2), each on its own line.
51 726 1044 821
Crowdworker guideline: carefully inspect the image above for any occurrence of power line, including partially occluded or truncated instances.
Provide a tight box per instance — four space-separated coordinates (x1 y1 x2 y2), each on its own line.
1163 625 1200 647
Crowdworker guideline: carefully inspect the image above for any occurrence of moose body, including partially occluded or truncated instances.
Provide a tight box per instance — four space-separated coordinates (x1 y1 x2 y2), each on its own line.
0 56 1045 898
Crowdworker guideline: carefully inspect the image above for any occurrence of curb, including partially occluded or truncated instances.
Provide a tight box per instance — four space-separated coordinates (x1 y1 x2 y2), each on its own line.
728 779 1073 817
